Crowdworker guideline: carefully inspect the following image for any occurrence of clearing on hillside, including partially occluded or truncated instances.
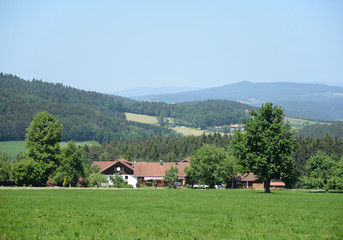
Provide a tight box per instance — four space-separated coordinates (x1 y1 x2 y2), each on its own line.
125 112 205 136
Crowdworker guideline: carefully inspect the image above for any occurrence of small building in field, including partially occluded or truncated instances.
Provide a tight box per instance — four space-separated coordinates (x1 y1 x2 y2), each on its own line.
231 173 285 189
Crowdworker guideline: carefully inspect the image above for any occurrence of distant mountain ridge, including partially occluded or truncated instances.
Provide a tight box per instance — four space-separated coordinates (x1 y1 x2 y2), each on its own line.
131 81 343 121
112 86 200 97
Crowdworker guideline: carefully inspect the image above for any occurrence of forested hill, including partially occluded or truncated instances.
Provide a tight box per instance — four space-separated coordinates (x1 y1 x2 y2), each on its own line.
0 73 177 142
131 81 343 121
123 100 253 129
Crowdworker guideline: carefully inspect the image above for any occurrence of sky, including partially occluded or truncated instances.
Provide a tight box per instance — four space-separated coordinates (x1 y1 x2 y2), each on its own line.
1 0 343 93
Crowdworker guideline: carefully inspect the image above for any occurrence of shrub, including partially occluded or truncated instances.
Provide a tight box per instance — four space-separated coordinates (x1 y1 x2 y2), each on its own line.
78 178 88 188
88 173 108 187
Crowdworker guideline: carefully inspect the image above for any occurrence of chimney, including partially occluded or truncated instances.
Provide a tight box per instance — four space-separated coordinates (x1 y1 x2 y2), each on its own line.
133 161 136 168
160 160 163 165
175 159 178 165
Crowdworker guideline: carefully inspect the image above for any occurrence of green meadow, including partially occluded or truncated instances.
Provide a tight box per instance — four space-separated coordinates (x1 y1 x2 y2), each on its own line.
125 112 206 136
0 189 342 239
284 117 327 129
0 141 100 157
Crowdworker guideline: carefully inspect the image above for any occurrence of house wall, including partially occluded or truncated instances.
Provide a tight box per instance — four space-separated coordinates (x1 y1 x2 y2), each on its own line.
232 180 255 189
105 174 138 188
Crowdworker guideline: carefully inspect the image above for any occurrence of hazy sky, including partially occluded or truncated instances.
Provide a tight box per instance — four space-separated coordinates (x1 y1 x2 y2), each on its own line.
1 0 342 93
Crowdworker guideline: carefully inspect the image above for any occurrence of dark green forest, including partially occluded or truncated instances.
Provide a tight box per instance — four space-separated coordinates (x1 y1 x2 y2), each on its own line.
0 73 178 142
297 122 343 139
0 73 253 141
123 100 252 129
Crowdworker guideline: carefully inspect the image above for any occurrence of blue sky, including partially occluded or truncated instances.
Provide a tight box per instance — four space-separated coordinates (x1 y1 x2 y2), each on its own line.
1 0 342 93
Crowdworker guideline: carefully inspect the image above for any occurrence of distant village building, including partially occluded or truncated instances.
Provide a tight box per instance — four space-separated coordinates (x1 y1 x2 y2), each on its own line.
232 173 285 189
92 159 189 188
230 124 244 133
92 158 285 189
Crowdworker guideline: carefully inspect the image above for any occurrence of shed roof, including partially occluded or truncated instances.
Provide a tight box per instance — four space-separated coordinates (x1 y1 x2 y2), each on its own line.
270 182 285 187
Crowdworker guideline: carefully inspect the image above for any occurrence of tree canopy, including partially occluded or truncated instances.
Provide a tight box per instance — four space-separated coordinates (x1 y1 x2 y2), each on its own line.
302 152 343 191
164 165 179 187
11 112 62 186
232 103 296 193
186 144 238 188
52 141 84 187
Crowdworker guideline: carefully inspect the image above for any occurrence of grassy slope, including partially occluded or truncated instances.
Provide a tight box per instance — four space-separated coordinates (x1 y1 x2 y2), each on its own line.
285 117 327 129
125 112 205 136
0 189 342 239
0 141 100 157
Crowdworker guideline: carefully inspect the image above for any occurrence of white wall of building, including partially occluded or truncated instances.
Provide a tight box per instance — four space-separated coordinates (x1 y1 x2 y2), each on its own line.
105 174 138 188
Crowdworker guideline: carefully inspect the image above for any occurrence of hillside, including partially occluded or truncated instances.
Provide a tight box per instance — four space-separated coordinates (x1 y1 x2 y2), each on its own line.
0 73 254 142
131 81 343 121
0 73 177 142
122 99 254 129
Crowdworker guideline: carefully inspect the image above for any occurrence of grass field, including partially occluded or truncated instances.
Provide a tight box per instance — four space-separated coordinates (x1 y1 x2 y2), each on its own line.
125 112 159 125
125 112 206 136
0 189 342 239
0 141 100 157
172 126 205 136
285 117 327 129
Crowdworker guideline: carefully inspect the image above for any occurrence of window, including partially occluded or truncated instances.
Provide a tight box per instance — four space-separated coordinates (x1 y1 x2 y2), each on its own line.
125 176 128 180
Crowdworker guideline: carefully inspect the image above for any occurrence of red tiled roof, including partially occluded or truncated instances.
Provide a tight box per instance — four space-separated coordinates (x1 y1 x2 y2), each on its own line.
133 162 190 178
235 173 258 181
92 158 134 173
92 161 113 172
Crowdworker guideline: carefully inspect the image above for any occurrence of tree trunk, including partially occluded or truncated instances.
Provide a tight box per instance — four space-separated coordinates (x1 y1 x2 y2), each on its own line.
264 178 271 193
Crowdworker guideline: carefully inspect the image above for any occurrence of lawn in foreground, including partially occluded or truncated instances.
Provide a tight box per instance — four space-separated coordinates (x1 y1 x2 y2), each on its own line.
0 189 342 239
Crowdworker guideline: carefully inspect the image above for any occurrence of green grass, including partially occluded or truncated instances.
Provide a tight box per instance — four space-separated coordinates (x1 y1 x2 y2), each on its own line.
125 112 159 125
0 141 27 156
0 189 342 239
285 117 327 129
125 112 206 136
172 126 205 136
0 141 100 157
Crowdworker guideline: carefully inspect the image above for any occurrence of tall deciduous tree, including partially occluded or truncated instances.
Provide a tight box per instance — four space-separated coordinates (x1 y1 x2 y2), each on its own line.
232 103 296 193
26 111 62 177
52 141 84 187
11 112 62 186
186 144 238 188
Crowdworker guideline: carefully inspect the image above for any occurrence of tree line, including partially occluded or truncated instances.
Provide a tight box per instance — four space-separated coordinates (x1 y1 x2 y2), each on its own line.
297 122 343 139
1 107 343 191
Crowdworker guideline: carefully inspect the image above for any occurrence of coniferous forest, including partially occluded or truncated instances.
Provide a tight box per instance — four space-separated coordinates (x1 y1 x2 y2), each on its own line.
0 73 252 142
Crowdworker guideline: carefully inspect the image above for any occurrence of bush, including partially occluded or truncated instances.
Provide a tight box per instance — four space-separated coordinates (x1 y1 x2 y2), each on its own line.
88 173 108 187
78 178 88 188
